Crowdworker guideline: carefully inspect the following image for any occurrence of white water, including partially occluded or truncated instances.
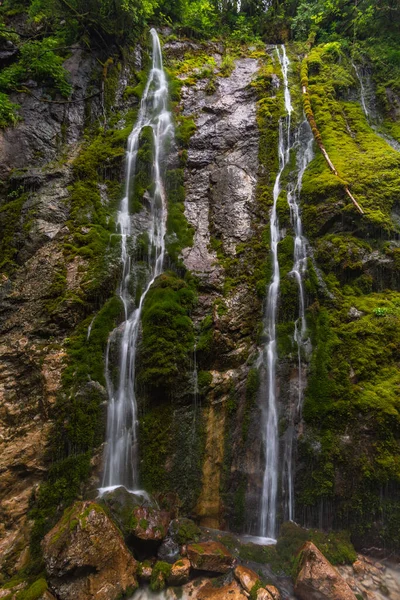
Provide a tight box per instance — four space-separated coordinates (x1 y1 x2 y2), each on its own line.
260 45 293 540
282 120 314 522
102 29 173 491
353 62 400 152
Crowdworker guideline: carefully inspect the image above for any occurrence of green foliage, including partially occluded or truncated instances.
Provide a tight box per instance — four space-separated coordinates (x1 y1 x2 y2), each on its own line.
0 37 71 97
0 92 19 127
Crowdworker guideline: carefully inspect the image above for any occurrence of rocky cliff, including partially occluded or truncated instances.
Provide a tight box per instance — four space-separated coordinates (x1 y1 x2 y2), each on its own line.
0 19 400 589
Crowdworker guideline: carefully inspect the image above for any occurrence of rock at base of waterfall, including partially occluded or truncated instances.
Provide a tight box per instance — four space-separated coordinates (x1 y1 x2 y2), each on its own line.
42 501 138 600
168 517 201 545
168 558 191 585
234 565 260 593
157 536 180 563
197 579 248 599
294 541 357 600
187 541 235 573
100 486 153 537
131 506 171 541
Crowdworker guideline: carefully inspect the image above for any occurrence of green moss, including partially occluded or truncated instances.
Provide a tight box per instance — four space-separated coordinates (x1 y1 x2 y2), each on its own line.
0 191 28 274
15 579 48 600
166 168 194 263
150 561 172 592
137 272 196 393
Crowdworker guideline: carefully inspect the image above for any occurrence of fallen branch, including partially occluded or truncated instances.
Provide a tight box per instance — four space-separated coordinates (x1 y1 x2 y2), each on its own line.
16 87 101 104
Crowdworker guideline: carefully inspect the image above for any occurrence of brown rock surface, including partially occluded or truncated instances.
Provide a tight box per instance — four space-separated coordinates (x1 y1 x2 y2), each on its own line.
295 542 357 600
42 501 138 600
187 541 235 573
234 564 260 593
168 558 191 585
264 585 281 600
131 506 171 541
197 580 248 599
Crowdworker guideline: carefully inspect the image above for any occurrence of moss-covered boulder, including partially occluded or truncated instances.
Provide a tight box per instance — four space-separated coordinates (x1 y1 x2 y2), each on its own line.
187 541 235 573
42 501 138 600
169 517 201 545
100 485 153 537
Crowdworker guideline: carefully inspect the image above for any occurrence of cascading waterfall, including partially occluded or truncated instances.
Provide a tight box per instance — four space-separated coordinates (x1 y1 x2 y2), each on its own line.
100 29 172 493
282 120 314 522
260 45 293 540
353 62 400 152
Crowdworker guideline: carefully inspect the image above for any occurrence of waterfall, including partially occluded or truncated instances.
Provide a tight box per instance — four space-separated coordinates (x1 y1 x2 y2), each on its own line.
100 29 173 493
260 45 293 540
282 120 314 522
353 62 400 152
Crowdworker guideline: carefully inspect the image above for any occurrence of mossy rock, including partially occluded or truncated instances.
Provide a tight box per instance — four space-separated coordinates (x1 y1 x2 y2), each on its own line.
169 518 201 545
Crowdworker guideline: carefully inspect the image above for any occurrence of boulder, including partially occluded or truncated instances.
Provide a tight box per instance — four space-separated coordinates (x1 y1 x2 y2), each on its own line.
42 501 138 600
131 506 171 541
168 558 191 585
187 541 235 573
294 542 357 600
197 580 247 599
100 485 153 537
169 517 201 544
234 565 260 593
264 586 281 600
138 562 153 581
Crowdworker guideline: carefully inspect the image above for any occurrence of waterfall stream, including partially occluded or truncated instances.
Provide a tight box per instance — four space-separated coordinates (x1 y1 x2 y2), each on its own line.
260 46 314 537
100 29 172 493
282 120 314 522
353 62 400 152
260 45 293 540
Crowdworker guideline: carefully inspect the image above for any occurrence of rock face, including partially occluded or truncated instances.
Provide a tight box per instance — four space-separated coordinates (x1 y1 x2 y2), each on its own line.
42 501 138 600
180 54 261 529
187 541 235 573
295 542 357 600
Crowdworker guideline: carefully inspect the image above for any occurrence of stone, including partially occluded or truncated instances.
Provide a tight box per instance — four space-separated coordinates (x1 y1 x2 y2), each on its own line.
100 485 153 537
234 565 260 593
187 541 235 573
264 585 281 600
158 536 180 563
295 542 357 600
168 558 191 585
169 517 201 544
197 580 248 599
138 562 153 581
131 506 171 541
42 501 138 600
256 590 271 600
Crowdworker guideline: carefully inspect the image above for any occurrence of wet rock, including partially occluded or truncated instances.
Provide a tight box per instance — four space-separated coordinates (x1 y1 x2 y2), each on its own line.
197 579 247 599
157 536 180 563
131 506 171 541
100 485 153 537
264 586 281 600
169 517 201 544
234 565 260 593
168 558 191 585
42 501 138 600
295 542 357 600
187 541 235 573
